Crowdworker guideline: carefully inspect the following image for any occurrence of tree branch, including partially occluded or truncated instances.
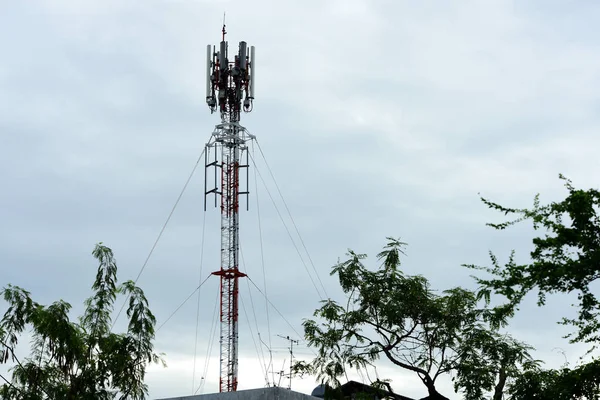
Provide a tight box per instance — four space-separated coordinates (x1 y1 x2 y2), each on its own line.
432 346 447 382
493 366 507 400
0 372 22 395
1 338 54 399
0 339 24 370
375 340 431 377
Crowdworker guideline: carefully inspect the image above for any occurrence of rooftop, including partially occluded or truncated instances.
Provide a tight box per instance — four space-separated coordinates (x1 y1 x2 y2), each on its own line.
156 386 320 400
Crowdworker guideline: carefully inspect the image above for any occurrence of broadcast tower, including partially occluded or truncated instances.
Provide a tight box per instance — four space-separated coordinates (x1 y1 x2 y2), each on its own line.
203 24 256 393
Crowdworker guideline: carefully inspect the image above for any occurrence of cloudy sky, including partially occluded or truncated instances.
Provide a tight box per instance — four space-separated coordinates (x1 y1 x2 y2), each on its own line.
1 0 600 399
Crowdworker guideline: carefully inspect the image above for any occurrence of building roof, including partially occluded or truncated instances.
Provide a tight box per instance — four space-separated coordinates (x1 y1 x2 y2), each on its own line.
338 380 416 400
156 381 417 400
156 386 321 400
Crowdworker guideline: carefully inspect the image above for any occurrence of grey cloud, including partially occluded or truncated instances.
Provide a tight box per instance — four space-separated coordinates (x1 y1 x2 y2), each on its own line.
2 1 600 399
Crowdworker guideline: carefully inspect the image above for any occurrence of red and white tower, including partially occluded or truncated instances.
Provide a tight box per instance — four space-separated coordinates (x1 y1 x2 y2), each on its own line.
203 24 256 393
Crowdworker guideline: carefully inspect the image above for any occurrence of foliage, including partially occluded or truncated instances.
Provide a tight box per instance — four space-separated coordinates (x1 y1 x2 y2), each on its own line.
294 238 535 400
0 243 164 400
454 329 539 400
466 174 600 346
508 359 600 400
464 175 600 399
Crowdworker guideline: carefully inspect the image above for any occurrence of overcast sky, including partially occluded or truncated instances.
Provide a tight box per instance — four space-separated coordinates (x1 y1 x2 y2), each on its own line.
1 1 600 399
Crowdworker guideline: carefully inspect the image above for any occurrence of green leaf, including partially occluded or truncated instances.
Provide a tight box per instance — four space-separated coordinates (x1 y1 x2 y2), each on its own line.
0 243 164 400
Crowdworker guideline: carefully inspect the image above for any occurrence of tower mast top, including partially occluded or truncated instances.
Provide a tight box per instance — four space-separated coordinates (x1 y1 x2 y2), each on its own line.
205 26 255 120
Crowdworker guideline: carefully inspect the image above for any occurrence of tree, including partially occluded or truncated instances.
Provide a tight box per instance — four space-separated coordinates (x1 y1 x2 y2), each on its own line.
508 359 600 400
295 238 535 400
453 328 539 400
0 243 164 400
465 175 600 399
467 174 600 346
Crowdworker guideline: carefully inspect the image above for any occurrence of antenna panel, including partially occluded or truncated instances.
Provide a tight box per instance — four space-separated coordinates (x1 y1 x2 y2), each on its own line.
249 46 255 99
206 44 212 99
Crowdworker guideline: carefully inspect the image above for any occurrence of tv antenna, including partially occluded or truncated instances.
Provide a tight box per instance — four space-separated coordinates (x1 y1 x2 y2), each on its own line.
277 335 299 390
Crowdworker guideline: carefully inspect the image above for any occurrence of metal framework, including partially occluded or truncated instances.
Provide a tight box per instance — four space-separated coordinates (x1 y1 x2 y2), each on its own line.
204 24 255 393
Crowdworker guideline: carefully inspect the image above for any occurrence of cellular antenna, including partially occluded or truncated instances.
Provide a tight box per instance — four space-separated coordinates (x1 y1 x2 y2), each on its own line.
204 24 256 393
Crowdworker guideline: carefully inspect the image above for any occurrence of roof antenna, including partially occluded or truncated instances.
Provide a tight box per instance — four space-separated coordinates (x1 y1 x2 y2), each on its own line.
277 335 299 390
222 12 227 41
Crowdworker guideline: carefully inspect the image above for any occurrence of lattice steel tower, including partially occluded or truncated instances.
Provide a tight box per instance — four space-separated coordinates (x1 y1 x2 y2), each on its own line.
203 24 256 393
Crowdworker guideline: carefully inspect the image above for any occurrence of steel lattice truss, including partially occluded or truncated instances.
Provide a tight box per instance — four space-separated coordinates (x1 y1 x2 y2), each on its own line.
204 23 255 392
205 123 254 392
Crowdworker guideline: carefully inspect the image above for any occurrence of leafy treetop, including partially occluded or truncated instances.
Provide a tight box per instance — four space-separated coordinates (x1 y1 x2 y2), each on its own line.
295 238 536 400
0 243 164 400
466 175 600 347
